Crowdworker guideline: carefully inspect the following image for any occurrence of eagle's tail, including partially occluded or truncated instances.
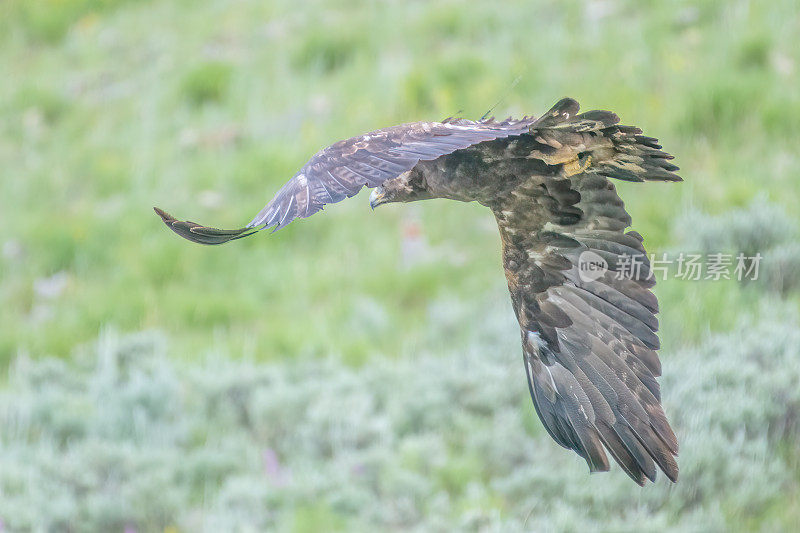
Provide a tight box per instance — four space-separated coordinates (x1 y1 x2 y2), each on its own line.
153 207 258 245
531 97 682 184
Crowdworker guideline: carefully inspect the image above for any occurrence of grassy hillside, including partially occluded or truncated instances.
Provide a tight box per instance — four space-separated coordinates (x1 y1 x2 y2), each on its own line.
2 0 798 365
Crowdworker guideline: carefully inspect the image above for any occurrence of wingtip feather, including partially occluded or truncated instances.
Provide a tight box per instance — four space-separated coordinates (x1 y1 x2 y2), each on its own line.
154 206 256 245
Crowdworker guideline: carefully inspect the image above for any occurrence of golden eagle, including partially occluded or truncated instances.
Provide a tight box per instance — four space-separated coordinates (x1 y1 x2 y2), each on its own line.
156 98 681 485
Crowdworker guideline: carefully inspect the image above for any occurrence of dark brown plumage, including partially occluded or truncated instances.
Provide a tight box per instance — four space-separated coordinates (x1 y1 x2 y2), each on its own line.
156 98 682 484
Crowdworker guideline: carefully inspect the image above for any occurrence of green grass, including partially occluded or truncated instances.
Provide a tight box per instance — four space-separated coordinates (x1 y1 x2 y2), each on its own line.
0 0 145 43
3 0 798 366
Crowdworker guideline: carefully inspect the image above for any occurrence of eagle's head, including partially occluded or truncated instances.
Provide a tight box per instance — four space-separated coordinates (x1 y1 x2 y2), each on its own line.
369 170 432 209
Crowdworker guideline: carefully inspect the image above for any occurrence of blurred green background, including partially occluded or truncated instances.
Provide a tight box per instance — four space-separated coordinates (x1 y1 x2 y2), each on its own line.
1 0 800 531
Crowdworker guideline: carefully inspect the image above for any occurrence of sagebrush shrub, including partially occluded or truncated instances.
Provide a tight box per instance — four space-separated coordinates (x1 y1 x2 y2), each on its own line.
1 301 799 530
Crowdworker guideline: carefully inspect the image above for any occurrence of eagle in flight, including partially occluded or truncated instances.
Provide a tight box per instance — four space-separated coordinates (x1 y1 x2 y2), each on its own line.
155 98 681 485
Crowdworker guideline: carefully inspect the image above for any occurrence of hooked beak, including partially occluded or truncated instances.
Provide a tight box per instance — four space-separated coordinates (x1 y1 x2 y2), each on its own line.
369 187 387 210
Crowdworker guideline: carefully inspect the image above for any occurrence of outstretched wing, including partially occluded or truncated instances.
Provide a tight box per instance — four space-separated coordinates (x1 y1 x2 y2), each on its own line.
155 118 534 244
495 99 681 484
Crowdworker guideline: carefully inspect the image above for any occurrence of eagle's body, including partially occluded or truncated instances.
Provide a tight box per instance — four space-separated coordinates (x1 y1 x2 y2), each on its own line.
156 98 681 485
